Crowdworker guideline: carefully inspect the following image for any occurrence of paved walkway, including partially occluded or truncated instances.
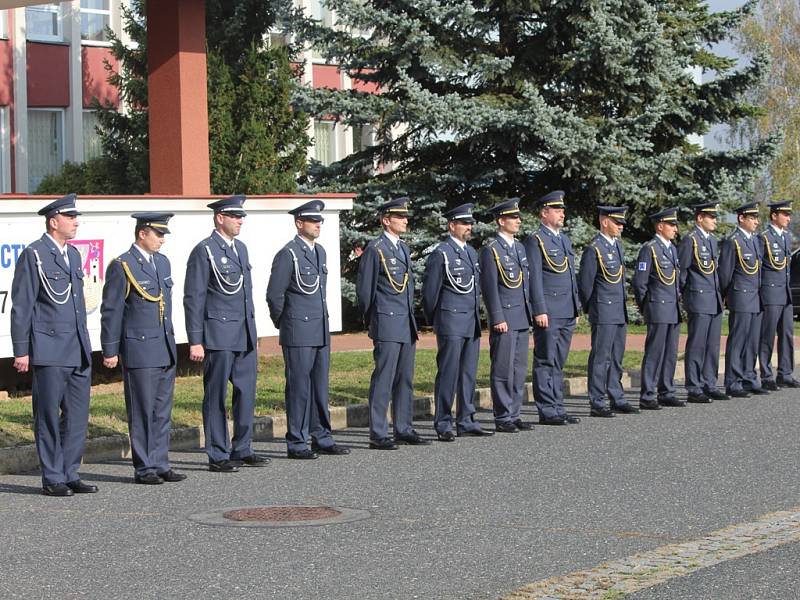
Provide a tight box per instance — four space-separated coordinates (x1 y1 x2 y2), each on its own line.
1 383 799 599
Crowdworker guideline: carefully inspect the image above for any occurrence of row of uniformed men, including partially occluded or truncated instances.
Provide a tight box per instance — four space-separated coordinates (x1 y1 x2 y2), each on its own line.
10 191 795 496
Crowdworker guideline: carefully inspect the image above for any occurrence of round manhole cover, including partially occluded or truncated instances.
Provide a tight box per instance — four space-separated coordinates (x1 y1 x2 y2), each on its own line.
189 505 370 528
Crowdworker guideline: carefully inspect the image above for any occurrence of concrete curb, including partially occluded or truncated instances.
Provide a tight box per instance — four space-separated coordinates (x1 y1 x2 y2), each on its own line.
0 366 725 476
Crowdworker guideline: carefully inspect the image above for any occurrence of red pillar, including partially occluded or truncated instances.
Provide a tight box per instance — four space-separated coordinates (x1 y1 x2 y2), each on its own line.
147 0 210 195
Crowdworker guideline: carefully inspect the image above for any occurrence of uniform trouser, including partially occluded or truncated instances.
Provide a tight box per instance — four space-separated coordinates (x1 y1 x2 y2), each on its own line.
433 334 481 433
489 328 529 424
759 303 794 383
532 317 575 420
31 364 91 486
202 349 257 463
684 311 723 395
639 322 679 402
367 340 416 441
282 345 334 452
123 364 176 476
725 311 761 392
587 323 627 409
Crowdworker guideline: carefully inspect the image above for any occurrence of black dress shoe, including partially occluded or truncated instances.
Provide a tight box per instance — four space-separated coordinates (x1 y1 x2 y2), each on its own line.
706 389 729 400
495 421 520 432
514 419 534 431
66 479 98 493
157 470 187 482
395 431 432 445
209 459 240 472
564 414 581 424
456 427 495 437
639 400 662 410
539 416 567 425
437 431 457 441
659 397 686 407
612 404 640 414
778 378 800 388
590 407 615 418
369 438 399 450
747 387 769 396
762 380 779 391
234 453 271 467
687 393 711 403
42 483 73 497
311 443 351 455
134 473 164 485
287 448 318 459
727 389 751 398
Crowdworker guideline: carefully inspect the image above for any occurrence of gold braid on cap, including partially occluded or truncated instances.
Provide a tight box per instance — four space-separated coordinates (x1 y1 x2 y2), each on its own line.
535 234 568 273
692 236 715 274
117 259 165 325
594 245 623 284
762 233 787 270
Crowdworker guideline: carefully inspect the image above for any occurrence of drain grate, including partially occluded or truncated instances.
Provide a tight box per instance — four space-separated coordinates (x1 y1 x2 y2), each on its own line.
224 506 342 522
189 505 370 528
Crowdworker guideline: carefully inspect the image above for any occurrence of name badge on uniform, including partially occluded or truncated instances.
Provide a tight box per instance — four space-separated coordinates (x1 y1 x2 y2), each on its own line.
221 257 228 264
638 262 647 271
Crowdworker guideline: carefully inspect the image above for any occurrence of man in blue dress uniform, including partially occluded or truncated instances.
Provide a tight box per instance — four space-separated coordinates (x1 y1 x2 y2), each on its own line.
718 202 767 397
184 195 270 471
357 198 430 449
677 201 727 403
632 208 683 409
578 206 638 417
523 191 581 425
100 213 186 484
11 194 97 496
758 200 798 389
267 200 350 459
479 198 534 433
422 203 493 441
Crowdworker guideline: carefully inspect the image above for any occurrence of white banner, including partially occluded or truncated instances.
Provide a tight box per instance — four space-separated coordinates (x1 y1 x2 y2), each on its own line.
0 195 353 359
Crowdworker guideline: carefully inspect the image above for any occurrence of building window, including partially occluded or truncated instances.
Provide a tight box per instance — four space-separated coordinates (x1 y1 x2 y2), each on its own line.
26 3 62 42
80 0 111 43
0 10 9 40
309 0 333 60
83 110 103 161
313 120 336 166
0 107 10 193
28 109 64 192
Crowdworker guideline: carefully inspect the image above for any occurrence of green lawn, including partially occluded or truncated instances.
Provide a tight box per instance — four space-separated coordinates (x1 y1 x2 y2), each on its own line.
0 348 644 449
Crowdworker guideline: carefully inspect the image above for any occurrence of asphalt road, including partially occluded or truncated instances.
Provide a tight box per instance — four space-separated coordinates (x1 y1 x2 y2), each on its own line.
1 385 799 599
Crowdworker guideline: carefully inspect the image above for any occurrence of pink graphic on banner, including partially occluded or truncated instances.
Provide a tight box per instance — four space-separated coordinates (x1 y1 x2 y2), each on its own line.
67 239 104 313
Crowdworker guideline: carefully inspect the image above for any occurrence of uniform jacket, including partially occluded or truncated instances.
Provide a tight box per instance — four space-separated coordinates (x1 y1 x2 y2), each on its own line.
677 227 723 315
718 228 761 314
184 231 257 351
523 225 579 319
422 237 481 338
266 236 330 347
10 234 92 366
356 232 418 343
758 226 792 306
577 233 629 325
632 237 681 324
478 234 532 330
100 245 176 368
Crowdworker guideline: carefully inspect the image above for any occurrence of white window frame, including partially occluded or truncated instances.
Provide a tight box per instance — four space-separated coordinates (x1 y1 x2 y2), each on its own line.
0 107 10 193
27 108 65 192
309 0 334 63
80 0 112 46
0 10 9 40
82 109 103 161
25 3 62 43
313 119 337 166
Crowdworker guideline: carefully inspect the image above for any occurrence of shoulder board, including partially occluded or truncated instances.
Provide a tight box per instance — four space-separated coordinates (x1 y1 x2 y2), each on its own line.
485 238 497 247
